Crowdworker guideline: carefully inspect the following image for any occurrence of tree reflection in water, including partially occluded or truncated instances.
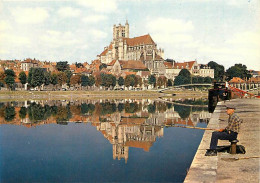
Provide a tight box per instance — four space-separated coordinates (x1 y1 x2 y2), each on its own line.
0 99 210 125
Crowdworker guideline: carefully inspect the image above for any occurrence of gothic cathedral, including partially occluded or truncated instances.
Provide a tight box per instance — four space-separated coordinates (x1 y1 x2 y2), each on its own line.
97 20 165 75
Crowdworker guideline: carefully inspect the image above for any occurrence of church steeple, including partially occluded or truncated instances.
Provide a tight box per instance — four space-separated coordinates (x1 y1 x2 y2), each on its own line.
125 20 129 38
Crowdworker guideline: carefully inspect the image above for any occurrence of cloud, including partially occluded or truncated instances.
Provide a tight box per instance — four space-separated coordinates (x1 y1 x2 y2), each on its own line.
225 0 251 6
0 33 30 46
88 29 107 40
40 30 80 48
146 17 194 45
57 7 81 18
196 29 260 69
147 18 194 33
152 33 193 44
0 32 31 55
10 7 49 24
82 15 107 23
0 20 11 31
76 0 117 13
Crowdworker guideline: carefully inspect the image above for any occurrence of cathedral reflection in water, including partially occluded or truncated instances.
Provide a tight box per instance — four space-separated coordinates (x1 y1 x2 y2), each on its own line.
0 98 211 163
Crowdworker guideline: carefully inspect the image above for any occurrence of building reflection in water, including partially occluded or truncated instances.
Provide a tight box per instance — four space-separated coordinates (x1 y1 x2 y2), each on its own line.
0 98 211 163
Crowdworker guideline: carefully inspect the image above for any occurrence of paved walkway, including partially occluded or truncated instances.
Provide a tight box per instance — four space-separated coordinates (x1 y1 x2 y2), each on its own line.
184 98 260 183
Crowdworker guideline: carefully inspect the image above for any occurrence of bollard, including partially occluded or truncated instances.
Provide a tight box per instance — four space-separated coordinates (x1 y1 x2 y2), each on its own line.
230 140 239 154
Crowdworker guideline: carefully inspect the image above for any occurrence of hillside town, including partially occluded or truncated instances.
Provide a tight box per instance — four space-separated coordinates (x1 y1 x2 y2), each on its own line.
0 21 259 91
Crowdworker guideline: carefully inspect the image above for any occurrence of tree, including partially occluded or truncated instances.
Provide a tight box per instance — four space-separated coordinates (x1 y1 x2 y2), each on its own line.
75 62 83 68
118 76 124 86
55 104 72 122
28 69 32 85
4 75 15 90
157 76 164 88
118 103 124 112
81 103 89 114
56 61 69 72
100 102 116 115
204 76 212 83
70 75 81 86
99 63 107 70
125 75 135 88
111 75 117 87
174 69 191 86
81 75 89 87
4 69 15 90
81 103 95 114
88 75 95 87
5 69 15 77
134 75 139 87
208 61 225 81
4 106 15 121
125 102 139 113
147 103 156 113
157 76 167 88
19 71 27 85
148 75 156 87
226 63 251 81
137 76 143 87
179 69 191 78
0 81 4 88
28 68 45 88
192 76 199 84
65 70 72 86
19 107 27 119
0 72 5 83
57 72 67 86
101 73 116 88
174 76 186 86
51 73 58 85
167 79 172 87
174 105 191 119
197 76 204 83
44 71 51 85
95 73 102 87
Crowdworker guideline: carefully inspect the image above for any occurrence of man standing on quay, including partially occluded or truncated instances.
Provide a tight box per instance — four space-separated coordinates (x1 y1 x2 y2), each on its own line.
205 106 241 156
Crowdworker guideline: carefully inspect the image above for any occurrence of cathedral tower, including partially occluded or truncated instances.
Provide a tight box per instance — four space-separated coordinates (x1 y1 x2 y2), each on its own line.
113 20 129 40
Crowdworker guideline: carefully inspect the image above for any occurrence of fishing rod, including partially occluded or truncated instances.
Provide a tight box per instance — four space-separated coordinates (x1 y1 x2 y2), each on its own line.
165 124 217 131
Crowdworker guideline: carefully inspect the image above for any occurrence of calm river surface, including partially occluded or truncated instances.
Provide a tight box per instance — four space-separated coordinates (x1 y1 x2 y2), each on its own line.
0 98 210 183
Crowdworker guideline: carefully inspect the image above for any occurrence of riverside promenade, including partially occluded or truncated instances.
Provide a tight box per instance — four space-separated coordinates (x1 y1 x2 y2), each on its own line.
184 98 260 182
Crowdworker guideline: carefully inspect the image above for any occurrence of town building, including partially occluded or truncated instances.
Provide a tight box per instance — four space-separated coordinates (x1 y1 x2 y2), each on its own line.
163 60 214 81
199 64 214 78
228 77 260 91
20 58 39 71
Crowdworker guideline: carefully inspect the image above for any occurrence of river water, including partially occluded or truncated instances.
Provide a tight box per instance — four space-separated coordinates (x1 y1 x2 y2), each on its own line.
0 98 210 182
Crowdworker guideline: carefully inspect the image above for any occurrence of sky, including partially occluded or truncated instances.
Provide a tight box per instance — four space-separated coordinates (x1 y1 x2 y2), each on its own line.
0 0 259 70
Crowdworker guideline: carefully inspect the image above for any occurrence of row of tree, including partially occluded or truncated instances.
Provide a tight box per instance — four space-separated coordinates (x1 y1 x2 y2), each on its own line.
207 61 252 81
0 100 208 122
0 68 173 90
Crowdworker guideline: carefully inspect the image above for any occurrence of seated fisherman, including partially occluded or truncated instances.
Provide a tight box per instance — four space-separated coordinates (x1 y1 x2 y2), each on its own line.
205 105 241 156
